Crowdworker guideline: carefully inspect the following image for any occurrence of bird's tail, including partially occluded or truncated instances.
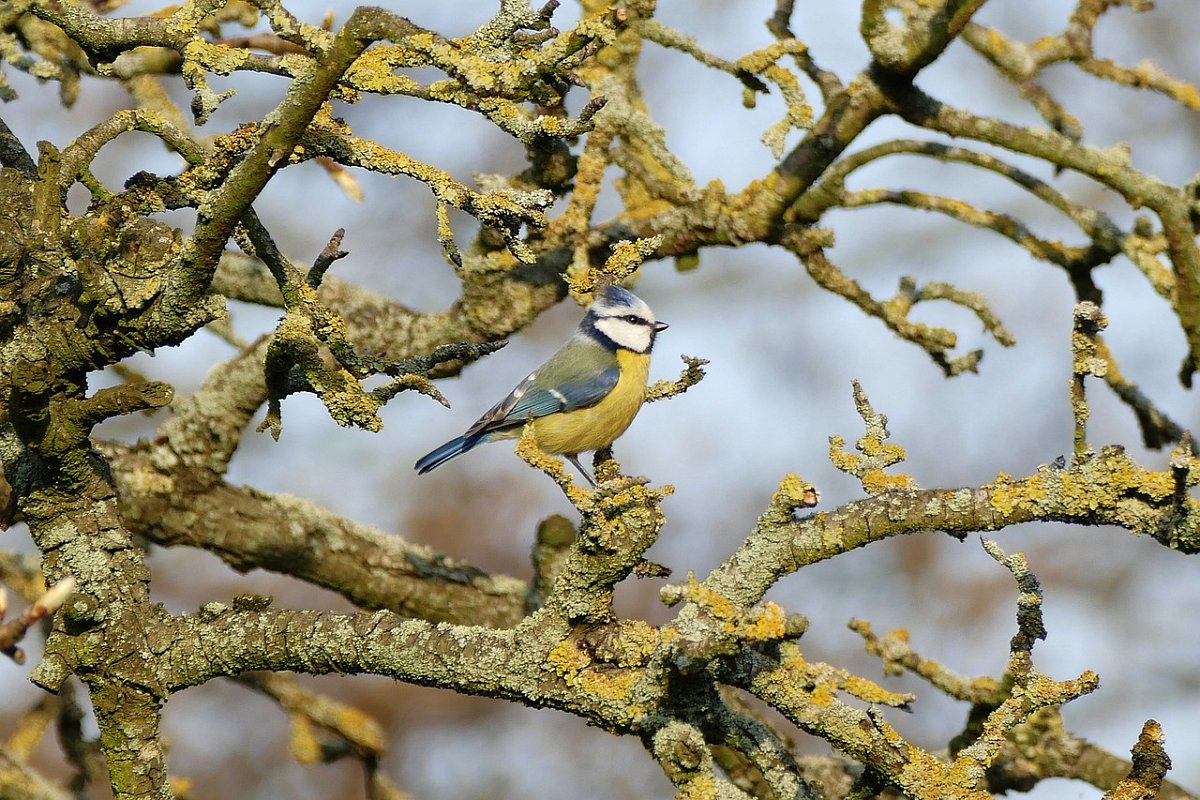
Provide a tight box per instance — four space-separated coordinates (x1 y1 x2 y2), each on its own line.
415 434 480 474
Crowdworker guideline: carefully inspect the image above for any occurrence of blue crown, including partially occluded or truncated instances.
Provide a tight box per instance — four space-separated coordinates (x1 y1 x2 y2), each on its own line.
596 284 640 309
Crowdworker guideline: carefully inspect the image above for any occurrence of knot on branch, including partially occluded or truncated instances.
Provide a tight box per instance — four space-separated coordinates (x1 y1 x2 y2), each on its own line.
545 623 655 711
760 473 821 526
577 618 662 671
650 721 716 789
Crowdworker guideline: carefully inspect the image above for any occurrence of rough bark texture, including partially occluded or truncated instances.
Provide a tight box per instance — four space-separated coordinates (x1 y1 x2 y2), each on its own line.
0 1 1198 798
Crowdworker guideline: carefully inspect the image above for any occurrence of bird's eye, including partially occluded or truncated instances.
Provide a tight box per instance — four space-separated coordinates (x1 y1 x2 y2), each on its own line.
623 314 641 324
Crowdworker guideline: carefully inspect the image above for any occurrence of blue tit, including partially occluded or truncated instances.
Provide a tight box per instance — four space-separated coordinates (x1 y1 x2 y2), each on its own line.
415 285 668 485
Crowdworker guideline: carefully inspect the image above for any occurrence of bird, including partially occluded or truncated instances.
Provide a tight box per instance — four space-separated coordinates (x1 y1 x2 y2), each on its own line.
415 284 668 485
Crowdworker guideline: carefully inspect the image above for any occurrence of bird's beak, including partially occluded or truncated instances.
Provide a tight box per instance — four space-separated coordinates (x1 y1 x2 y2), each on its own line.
654 321 669 332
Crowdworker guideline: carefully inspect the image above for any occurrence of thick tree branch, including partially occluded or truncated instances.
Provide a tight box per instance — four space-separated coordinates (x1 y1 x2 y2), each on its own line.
703 445 1199 610
110 461 529 626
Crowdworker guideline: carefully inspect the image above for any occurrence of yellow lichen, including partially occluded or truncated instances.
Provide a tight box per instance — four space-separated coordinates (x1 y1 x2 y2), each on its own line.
808 684 835 707
546 639 641 704
841 674 911 707
773 472 819 510
742 602 787 643
547 638 590 676
861 469 915 494
678 773 719 799
680 576 738 623
182 40 251 76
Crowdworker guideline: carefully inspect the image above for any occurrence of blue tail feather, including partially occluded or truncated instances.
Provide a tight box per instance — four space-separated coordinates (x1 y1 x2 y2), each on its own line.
415 434 481 474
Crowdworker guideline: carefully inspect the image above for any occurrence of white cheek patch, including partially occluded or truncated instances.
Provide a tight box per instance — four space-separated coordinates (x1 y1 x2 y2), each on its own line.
596 317 652 352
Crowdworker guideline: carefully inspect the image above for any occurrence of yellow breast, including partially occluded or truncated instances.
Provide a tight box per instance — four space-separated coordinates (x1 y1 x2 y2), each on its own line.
531 349 651 454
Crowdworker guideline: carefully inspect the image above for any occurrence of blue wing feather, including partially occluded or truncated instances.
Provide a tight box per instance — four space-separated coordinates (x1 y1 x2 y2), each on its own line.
505 368 619 420
464 364 620 438
416 336 623 472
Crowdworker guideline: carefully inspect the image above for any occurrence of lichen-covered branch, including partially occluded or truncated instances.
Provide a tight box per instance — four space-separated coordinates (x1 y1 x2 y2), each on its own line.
645 355 708 404
828 380 916 493
704 425 1200 611
4 0 1200 797
878 77 1200 384
784 230 990 375
109 453 530 626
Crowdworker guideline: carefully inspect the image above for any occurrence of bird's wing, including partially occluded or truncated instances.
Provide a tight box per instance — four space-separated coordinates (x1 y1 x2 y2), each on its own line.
465 364 620 437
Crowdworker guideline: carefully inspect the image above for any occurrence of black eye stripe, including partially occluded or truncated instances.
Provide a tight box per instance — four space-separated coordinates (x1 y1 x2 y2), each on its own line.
600 313 649 325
